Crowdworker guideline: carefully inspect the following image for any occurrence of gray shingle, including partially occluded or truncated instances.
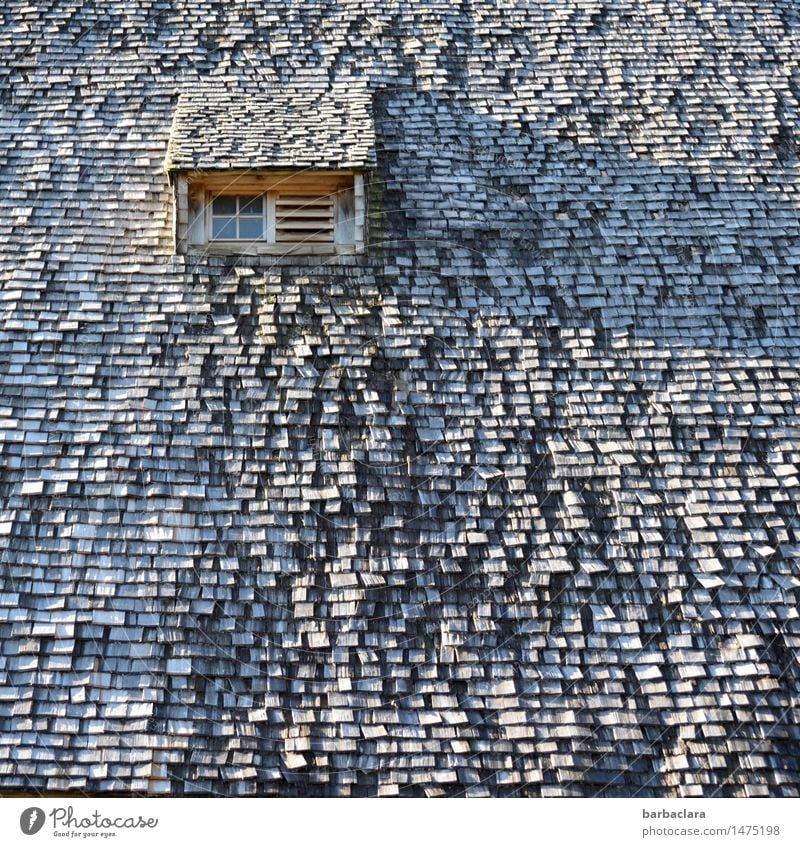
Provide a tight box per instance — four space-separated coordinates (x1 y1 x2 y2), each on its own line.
0 0 798 800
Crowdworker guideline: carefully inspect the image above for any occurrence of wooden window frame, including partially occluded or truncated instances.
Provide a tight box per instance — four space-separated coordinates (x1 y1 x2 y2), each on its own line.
172 170 365 256
209 194 267 241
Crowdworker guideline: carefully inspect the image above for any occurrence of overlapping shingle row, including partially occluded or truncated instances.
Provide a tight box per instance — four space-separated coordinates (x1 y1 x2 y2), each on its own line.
0 0 798 796
166 82 375 172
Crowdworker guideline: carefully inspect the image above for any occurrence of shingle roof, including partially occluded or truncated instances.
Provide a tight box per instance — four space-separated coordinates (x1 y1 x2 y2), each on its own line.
0 0 799 798
166 82 375 171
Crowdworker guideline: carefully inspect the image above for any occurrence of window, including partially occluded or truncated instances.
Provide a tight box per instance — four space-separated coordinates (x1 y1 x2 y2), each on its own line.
211 195 265 240
172 171 365 256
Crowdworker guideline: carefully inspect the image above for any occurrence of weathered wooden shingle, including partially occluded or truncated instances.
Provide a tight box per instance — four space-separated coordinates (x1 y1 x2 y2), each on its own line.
166 83 375 172
0 0 798 799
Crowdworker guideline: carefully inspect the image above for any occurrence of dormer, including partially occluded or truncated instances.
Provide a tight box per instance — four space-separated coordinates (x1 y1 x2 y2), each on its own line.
165 83 374 256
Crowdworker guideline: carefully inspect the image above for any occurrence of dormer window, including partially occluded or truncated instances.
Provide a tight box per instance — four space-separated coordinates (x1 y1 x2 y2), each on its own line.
211 195 265 240
165 84 375 257
171 170 364 256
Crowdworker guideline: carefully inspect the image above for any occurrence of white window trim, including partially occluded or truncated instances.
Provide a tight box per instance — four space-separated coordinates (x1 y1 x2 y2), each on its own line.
208 194 267 241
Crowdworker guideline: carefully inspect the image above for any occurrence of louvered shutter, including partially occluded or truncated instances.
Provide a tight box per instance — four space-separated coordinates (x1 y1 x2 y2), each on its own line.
275 194 335 244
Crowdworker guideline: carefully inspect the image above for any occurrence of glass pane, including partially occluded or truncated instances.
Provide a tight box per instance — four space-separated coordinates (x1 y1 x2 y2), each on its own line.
239 217 264 239
239 196 263 216
212 217 237 239
212 196 236 216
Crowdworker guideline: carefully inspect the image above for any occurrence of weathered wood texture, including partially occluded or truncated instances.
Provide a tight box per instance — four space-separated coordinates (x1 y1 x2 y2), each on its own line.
0 0 799 799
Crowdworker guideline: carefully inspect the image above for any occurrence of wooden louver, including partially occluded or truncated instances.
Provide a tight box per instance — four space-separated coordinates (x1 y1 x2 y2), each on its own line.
275 194 335 243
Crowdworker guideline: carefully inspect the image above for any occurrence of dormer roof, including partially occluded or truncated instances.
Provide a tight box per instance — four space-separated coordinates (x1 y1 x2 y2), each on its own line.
165 81 375 172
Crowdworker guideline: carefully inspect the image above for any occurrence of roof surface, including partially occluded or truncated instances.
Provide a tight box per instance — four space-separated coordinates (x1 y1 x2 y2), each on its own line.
166 82 375 171
0 0 799 797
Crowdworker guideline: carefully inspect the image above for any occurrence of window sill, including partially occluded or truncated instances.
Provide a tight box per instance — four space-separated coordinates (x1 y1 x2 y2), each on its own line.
187 241 359 257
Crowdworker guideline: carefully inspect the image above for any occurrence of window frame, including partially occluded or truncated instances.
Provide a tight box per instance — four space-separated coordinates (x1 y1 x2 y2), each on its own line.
209 194 268 242
173 170 365 256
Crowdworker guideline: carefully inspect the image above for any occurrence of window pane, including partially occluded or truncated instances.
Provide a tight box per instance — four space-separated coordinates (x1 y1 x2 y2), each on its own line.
239 196 263 216
239 217 264 239
212 196 236 216
212 217 236 239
